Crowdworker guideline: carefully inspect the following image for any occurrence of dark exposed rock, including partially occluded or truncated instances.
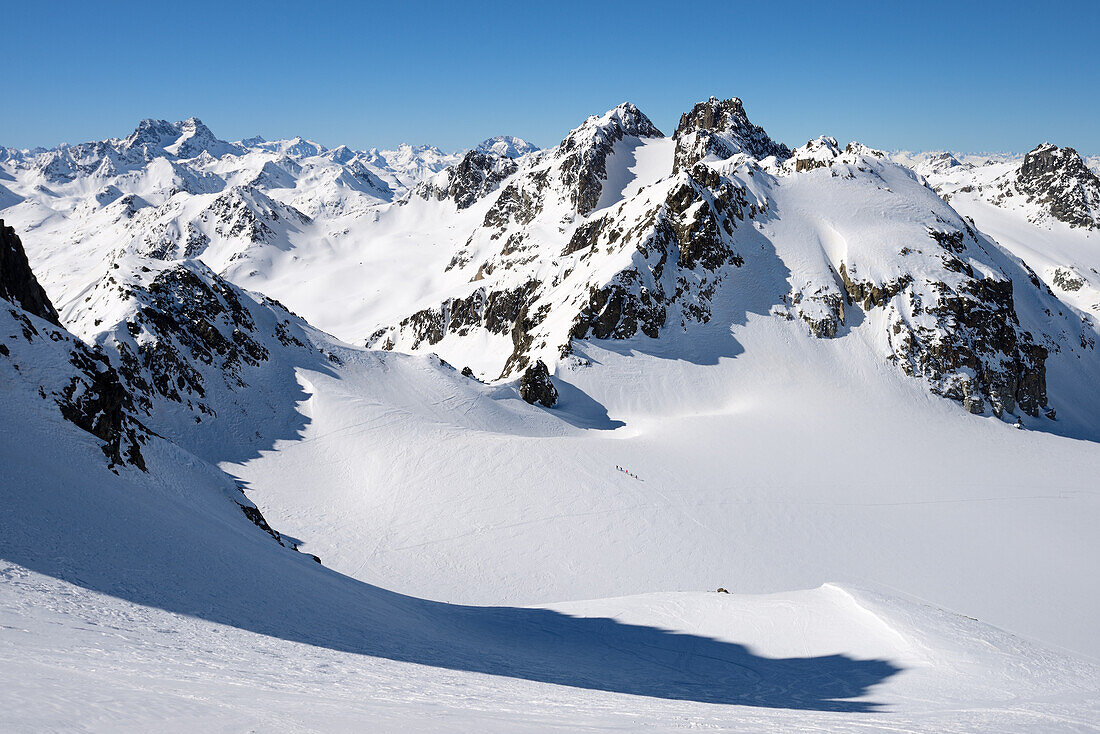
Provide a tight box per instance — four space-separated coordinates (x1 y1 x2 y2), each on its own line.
482 177 545 230
384 281 541 351
0 224 144 468
563 216 607 256
564 167 754 348
838 263 913 310
419 150 518 210
791 286 846 338
1012 144 1100 229
371 281 545 378
102 263 289 421
239 503 285 545
571 281 666 341
58 346 147 470
519 359 557 407
1052 267 1086 292
673 97 791 173
834 227 1048 417
789 137 843 173
557 103 663 216
0 220 61 326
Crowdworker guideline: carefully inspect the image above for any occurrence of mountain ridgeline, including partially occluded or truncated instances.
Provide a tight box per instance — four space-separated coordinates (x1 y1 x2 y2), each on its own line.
2 100 1098 427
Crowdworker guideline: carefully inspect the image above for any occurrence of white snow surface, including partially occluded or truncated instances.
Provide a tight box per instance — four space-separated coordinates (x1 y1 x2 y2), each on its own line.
2 364 1097 730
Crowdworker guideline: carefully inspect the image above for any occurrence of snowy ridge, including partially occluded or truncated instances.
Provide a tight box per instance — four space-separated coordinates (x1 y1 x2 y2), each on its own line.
364 101 1094 423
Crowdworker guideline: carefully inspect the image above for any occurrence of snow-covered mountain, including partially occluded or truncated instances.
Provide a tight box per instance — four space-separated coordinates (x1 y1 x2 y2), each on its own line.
2 102 1099 731
476 134 541 159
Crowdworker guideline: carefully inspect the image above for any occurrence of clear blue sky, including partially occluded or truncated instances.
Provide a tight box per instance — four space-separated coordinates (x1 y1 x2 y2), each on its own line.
3 0 1097 154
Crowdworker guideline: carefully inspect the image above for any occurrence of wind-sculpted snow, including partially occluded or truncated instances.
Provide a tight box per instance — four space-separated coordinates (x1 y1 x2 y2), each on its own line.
3 367 1098 728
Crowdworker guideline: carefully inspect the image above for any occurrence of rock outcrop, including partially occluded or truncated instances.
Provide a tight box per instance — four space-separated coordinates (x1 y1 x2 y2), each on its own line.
1014 144 1100 229
0 224 145 468
673 97 791 173
519 360 557 406
0 219 61 326
416 150 518 209
988 144 1100 229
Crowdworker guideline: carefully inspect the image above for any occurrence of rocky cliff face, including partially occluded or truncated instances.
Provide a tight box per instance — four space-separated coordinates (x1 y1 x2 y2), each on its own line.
836 226 1047 416
775 141 1053 417
80 258 325 456
0 220 61 326
369 103 767 380
414 150 519 210
1007 144 1100 229
0 224 145 468
673 97 791 173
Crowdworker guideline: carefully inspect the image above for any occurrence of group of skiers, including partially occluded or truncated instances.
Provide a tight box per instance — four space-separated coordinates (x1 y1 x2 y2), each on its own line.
615 465 641 480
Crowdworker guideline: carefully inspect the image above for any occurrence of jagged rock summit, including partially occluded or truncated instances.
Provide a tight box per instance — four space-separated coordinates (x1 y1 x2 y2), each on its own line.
1010 143 1100 229
362 97 1097 421
673 96 792 172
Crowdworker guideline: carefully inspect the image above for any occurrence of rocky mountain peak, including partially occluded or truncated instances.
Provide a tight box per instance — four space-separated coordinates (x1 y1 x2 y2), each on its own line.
167 118 242 159
675 96 748 135
120 117 241 160
124 118 183 151
416 149 519 210
0 219 61 326
550 103 663 216
668 96 792 174
567 103 663 145
672 97 791 172
1013 143 1100 228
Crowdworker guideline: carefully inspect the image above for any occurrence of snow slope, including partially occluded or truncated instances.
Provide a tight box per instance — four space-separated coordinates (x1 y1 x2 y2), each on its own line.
235 315 1100 660
5 302 1095 731
1 355 1096 730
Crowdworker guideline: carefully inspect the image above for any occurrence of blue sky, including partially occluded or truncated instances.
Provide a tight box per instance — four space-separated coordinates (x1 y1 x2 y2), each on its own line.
3 0 1097 154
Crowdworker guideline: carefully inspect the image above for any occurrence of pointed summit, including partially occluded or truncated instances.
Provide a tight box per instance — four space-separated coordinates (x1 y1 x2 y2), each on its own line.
123 118 182 152
560 103 663 151
554 103 663 215
673 97 790 171
167 118 243 159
